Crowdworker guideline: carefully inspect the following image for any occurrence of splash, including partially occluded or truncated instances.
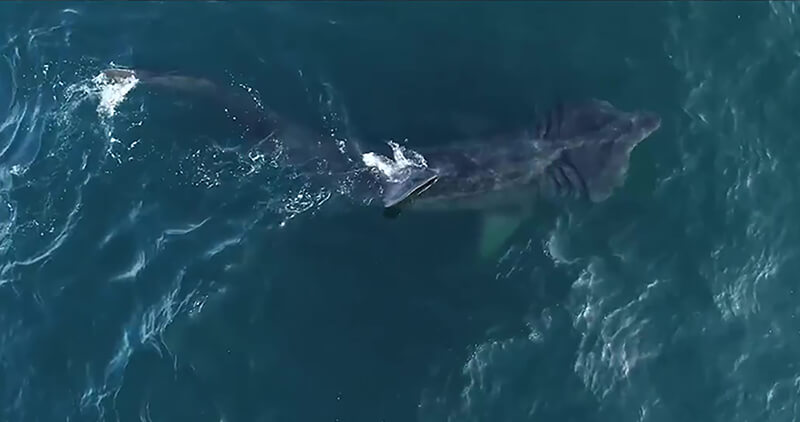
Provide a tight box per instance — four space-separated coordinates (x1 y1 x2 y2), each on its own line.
58 68 141 132
361 141 428 181
91 71 139 118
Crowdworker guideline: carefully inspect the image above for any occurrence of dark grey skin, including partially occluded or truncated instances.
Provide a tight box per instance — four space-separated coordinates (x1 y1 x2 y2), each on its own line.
101 69 660 221
382 100 661 214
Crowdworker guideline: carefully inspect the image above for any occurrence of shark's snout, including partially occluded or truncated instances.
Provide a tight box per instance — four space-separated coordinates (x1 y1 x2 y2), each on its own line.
635 111 661 136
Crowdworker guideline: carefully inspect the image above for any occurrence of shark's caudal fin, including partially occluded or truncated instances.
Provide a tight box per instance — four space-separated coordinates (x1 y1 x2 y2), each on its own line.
537 99 661 202
100 68 279 140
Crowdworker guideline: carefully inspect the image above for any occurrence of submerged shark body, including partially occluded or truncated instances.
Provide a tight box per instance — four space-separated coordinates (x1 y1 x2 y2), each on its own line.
371 101 660 211
101 68 660 253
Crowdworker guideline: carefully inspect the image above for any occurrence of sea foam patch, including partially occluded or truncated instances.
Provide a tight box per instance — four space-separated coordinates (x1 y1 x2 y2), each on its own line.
91 71 139 118
361 140 428 181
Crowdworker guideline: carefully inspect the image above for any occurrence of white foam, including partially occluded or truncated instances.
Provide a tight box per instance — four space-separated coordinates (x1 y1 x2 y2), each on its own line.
361 141 428 181
361 152 397 177
110 249 146 282
91 71 139 118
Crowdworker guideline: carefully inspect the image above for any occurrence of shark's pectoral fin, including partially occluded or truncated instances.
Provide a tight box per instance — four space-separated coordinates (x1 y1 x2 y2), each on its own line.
479 210 529 258
381 168 439 217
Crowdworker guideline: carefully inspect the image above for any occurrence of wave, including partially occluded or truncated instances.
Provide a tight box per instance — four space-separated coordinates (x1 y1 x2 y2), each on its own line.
0 7 363 420
416 2 800 421
561 2 800 421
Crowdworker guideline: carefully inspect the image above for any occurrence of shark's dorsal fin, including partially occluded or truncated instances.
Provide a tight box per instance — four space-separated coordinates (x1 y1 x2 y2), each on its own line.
381 167 439 211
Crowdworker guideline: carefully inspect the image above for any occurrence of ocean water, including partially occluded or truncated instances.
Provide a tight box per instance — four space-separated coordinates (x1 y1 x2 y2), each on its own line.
2 2 800 421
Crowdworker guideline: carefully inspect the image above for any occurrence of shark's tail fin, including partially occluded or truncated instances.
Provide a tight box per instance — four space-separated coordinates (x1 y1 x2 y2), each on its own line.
100 68 281 141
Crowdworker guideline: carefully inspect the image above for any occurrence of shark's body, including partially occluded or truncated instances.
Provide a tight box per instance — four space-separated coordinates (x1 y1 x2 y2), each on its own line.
101 68 660 251
372 101 660 215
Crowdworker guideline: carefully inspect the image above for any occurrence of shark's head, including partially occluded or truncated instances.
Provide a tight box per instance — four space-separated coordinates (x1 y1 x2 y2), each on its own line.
602 107 661 152
538 99 661 202
631 111 662 141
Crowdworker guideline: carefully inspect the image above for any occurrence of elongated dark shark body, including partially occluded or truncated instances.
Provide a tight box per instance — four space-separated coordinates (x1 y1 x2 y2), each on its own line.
366 101 660 254
377 100 661 212
101 68 660 254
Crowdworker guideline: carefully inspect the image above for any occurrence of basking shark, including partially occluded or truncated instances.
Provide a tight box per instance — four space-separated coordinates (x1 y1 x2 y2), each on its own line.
101 68 660 254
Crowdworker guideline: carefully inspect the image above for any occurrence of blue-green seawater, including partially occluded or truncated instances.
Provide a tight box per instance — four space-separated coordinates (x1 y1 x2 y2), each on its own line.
1 2 799 421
